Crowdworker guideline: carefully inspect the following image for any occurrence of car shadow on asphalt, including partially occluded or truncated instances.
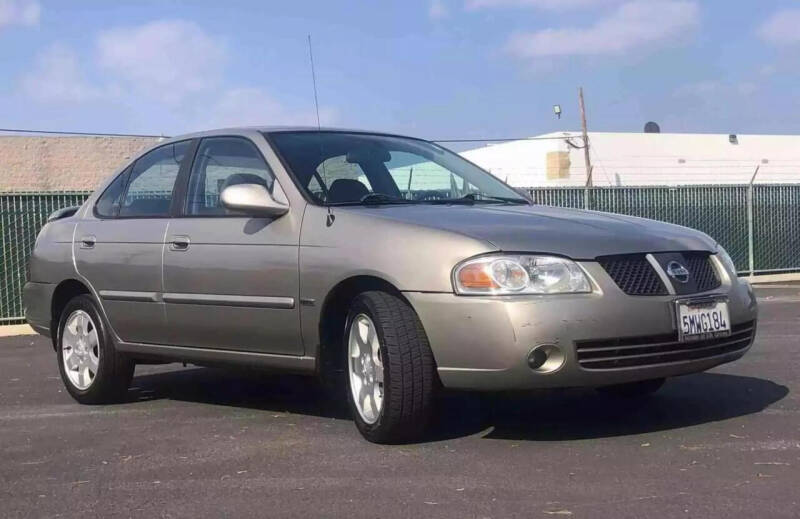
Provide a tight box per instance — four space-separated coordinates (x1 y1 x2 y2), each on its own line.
437 373 789 442
128 366 349 420
127 367 788 443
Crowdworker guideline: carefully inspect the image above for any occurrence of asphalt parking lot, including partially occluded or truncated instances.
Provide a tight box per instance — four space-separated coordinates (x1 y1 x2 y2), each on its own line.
1 286 798 518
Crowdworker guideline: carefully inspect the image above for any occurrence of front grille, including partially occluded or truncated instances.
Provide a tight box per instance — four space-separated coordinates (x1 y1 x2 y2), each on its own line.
599 252 722 295
683 252 721 292
597 255 667 296
576 320 755 370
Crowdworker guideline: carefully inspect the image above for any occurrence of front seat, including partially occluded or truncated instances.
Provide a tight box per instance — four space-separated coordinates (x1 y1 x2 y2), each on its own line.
327 179 369 203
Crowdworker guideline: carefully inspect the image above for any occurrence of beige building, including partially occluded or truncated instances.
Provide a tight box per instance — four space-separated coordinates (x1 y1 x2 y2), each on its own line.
0 135 162 192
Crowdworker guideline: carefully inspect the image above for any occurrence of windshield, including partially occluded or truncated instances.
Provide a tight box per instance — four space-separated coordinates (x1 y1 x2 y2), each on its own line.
266 131 528 206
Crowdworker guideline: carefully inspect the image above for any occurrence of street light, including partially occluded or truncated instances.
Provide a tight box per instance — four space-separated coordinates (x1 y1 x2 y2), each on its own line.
553 105 562 119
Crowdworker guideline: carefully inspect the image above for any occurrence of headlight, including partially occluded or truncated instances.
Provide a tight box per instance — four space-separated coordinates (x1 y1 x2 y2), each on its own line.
716 246 738 276
453 255 592 295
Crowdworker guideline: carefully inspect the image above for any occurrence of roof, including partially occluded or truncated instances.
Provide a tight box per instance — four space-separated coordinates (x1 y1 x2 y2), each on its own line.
165 126 421 143
0 127 436 193
461 131 800 187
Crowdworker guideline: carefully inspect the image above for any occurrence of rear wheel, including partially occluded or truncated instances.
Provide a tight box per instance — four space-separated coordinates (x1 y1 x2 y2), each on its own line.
596 377 666 398
56 295 135 404
345 291 437 443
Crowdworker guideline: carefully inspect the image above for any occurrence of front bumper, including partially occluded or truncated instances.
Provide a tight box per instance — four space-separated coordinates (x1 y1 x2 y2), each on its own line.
404 262 758 391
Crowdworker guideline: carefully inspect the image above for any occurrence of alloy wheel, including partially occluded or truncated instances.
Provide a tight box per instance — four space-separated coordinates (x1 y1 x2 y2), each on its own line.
348 313 384 424
61 310 100 390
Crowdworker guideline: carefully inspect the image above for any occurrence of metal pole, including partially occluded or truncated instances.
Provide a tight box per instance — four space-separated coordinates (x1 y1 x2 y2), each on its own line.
747 165 760 279
583 166 593 210
578 87 592 187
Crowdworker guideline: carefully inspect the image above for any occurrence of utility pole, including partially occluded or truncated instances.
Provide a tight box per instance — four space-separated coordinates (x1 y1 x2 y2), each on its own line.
747 165 761 279
578 87 592 186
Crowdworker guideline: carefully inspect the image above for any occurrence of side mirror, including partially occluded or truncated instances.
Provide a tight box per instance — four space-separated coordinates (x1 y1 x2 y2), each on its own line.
220 183 289 217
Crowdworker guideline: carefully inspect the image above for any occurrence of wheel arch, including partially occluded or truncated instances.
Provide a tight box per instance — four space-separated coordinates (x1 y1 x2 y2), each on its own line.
316 275 411 380
50 279 91 350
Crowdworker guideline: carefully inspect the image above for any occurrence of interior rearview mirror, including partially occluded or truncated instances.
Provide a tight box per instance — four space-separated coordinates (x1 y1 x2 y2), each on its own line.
220 183 289 217
346 146 391 164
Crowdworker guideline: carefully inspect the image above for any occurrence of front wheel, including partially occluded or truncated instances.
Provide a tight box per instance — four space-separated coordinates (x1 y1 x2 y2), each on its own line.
56 294 135 404
345 291 437 443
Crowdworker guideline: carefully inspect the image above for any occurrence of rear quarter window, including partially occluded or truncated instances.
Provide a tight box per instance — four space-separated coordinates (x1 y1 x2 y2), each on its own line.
94 167 131 218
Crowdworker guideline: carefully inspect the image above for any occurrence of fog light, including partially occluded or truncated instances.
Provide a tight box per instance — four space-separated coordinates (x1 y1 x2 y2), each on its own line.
527 344 565 373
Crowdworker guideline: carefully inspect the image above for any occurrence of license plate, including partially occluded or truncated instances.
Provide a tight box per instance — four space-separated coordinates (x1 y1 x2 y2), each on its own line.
677 298 731 342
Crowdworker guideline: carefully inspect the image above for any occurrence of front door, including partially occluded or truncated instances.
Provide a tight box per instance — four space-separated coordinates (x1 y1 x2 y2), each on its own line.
162 136 303 355
75 141 191 344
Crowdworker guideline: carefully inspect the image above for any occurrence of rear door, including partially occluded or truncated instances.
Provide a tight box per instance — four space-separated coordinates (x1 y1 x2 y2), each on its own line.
162 136 303 354
74 140 192 344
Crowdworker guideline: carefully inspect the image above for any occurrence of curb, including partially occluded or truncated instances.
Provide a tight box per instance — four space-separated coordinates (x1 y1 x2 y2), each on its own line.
0 325 35 337
744 273 800 285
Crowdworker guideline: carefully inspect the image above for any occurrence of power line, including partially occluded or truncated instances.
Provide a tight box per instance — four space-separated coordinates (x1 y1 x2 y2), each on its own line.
0 128 166 138
1 125 584 143
0 127 578 143
432 135 576 143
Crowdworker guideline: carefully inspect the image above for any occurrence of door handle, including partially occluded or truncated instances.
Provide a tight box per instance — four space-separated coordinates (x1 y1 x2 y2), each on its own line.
169 236 191 251
80 235 96 249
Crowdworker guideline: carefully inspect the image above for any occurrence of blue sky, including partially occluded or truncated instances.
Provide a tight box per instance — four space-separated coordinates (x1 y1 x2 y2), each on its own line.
1 0 800 143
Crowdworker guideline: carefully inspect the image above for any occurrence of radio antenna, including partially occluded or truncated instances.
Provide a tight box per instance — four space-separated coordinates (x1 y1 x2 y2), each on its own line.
307 34 322 130
307 34 333 223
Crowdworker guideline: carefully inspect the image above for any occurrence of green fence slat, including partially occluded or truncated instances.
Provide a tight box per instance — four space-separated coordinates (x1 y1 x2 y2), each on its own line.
0 192 91 323
2 185 800 322
530 185 765 272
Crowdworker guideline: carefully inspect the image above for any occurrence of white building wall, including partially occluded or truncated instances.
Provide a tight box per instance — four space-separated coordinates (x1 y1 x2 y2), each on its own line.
460 132 800 187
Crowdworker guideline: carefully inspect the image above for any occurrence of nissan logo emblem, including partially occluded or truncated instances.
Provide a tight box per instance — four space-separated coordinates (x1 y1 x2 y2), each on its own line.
666 261 690 283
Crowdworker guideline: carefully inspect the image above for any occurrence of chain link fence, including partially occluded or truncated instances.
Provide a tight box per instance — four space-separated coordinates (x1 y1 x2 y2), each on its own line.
1 192 90 324
529 184 800 274
2 185 799 323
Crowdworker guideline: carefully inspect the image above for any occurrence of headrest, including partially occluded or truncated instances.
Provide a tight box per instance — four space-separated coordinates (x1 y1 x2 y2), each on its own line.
327 178 370 203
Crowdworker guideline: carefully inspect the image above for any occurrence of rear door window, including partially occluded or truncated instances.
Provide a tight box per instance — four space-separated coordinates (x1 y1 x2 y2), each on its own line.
119 141 190 218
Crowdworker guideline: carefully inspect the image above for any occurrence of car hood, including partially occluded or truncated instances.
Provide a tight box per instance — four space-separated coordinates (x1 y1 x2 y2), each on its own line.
349 204 716 259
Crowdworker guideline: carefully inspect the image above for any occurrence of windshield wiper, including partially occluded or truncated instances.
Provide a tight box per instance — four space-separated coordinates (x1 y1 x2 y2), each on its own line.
470 193 530 204
425 193 530 205
327 193 417 206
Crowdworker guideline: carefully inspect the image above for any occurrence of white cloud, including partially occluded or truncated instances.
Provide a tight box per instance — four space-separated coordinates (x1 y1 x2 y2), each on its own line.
737 82 757 96
429 0 449 19
96 19 226 104
673 79 720 97
673 79 758 99
506 0 698 57
16 19 337 133
467 0 614 10
202 87 336 129
20 44 103 102
0 0 39 28
760 64 777 77
757 9 800 46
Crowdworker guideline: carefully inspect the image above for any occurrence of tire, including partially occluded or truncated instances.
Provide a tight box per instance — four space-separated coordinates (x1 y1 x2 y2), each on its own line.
56 294 135 404
344 291 437 443
596 377 666 398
